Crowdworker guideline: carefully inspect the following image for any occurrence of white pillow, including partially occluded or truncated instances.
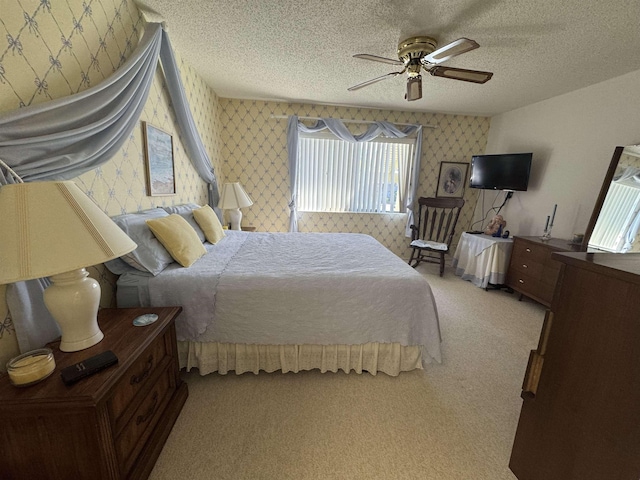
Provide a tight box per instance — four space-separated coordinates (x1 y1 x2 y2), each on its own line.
110 208 174 275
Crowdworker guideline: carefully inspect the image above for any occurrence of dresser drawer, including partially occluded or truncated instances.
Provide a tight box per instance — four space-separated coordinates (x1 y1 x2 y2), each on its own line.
509 271 543 298
116 366 174 474
510 257 544 278
512 239 548 264
110 331 171 427
538 281 556 304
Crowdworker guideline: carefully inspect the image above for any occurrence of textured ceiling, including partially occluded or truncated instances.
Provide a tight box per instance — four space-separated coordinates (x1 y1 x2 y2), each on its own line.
138 0 640 116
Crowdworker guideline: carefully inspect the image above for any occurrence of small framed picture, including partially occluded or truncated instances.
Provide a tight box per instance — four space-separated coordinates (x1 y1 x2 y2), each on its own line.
436 161 469 198
142 122 176 196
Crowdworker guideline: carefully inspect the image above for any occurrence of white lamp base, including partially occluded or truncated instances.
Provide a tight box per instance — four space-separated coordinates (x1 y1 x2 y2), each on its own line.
43 268 104 352
228 208 243 230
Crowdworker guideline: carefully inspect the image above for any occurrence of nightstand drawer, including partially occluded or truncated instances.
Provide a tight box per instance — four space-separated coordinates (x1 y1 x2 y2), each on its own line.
110 331 171 426
116 366 174 474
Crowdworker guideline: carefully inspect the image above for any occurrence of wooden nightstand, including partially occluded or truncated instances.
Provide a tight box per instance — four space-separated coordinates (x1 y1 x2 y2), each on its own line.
0 307 188 480
241 225 256 232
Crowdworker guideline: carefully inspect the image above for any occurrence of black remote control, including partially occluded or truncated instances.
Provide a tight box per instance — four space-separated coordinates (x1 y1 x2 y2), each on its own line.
60 350 118 385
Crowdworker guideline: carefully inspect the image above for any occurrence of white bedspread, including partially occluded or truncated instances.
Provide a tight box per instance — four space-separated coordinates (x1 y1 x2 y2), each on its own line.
148 231 442 364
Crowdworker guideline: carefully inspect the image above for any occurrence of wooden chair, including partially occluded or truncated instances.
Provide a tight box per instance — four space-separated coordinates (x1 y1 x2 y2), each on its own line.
408 197 465 276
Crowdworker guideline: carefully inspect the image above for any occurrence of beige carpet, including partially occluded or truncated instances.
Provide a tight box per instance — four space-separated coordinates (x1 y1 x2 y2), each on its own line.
149 262 545 480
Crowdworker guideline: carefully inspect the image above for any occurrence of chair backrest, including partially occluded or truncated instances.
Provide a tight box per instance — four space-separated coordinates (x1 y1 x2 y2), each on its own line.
413 197 465 247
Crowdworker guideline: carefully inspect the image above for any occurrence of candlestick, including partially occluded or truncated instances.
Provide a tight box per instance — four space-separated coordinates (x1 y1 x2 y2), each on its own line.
550 204 557 227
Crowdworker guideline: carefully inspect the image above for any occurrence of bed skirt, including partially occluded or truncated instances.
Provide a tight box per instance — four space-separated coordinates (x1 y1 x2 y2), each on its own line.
177 341 423 376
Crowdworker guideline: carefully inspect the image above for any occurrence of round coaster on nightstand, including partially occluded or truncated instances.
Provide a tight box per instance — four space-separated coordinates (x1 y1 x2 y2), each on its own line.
133 313 159 326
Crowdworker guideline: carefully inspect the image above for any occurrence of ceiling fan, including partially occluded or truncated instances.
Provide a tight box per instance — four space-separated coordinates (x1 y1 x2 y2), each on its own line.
348 36 493 101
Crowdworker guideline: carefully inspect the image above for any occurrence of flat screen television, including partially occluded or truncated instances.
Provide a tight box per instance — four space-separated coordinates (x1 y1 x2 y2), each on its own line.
469 152 532 191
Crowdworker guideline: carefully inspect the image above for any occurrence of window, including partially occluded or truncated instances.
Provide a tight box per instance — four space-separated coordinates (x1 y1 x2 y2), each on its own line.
295 132 416 213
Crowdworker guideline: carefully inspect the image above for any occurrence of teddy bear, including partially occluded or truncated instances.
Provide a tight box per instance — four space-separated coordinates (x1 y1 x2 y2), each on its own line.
484 214 507 236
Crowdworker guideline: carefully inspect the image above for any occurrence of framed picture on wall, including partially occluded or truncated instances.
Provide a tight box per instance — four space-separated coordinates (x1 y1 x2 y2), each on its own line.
142 121 176 196
436 161 468 198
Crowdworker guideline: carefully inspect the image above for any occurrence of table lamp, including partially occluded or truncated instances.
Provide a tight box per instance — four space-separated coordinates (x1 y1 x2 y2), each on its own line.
0 181 137 352
218 182 253 230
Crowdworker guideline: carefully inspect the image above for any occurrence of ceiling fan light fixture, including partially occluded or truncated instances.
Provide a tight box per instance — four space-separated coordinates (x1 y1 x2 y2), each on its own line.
406 76 422 101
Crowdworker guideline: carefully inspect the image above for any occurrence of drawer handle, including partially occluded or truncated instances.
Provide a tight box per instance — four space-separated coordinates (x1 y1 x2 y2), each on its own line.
521 311 554 400
136 391 159 425
519 279 525 284
130 355 154 385
526 248 531 252
522 264 528 268
522 350 544 399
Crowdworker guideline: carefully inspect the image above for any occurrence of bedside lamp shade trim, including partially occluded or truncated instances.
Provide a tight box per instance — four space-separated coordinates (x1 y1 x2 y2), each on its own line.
0 181 137 285
0 181 137 352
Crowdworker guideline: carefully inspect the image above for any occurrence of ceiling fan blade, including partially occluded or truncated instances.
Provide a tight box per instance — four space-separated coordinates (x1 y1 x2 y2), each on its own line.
353 54 403 66
348 71 404 91
427 66 493 84
423 38 479 64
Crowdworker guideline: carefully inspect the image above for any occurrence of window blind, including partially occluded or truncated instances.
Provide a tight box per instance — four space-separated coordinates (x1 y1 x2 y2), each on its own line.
296 134 415 213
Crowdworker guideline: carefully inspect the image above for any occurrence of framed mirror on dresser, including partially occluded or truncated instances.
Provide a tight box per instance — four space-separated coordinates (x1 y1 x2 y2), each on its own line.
582 144 640 253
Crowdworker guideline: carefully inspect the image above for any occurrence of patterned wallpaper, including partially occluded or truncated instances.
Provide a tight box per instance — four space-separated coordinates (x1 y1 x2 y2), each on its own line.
0 0 222 363
219 99 490 258
0 0 489 367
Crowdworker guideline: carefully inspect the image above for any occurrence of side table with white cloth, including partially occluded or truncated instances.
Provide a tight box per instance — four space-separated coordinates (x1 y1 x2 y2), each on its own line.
452 232 514 288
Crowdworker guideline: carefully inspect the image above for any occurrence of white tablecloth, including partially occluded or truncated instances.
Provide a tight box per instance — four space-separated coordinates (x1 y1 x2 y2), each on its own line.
452 232 514 288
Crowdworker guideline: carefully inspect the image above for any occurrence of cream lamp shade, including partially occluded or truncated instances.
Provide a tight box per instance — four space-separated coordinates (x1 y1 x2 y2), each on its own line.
217 182 253 230
0 181 137 352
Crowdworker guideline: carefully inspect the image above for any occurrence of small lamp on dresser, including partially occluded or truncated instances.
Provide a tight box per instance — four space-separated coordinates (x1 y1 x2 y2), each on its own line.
0 180 137 352
218 182 254 230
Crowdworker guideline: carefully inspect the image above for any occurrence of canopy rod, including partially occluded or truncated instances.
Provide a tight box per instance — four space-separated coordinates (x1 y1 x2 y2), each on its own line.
269 114 437 129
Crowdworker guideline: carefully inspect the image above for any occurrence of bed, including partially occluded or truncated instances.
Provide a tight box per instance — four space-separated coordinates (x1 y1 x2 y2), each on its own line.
108 206 441 376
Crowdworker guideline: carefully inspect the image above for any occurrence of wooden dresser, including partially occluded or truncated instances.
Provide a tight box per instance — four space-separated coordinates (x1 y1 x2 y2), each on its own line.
0 307 188 480
506 236 582 306
510 252 640 479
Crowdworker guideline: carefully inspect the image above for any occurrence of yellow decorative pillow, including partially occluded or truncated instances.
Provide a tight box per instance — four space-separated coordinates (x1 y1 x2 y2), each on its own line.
145 214 206 267
193 205 226 244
